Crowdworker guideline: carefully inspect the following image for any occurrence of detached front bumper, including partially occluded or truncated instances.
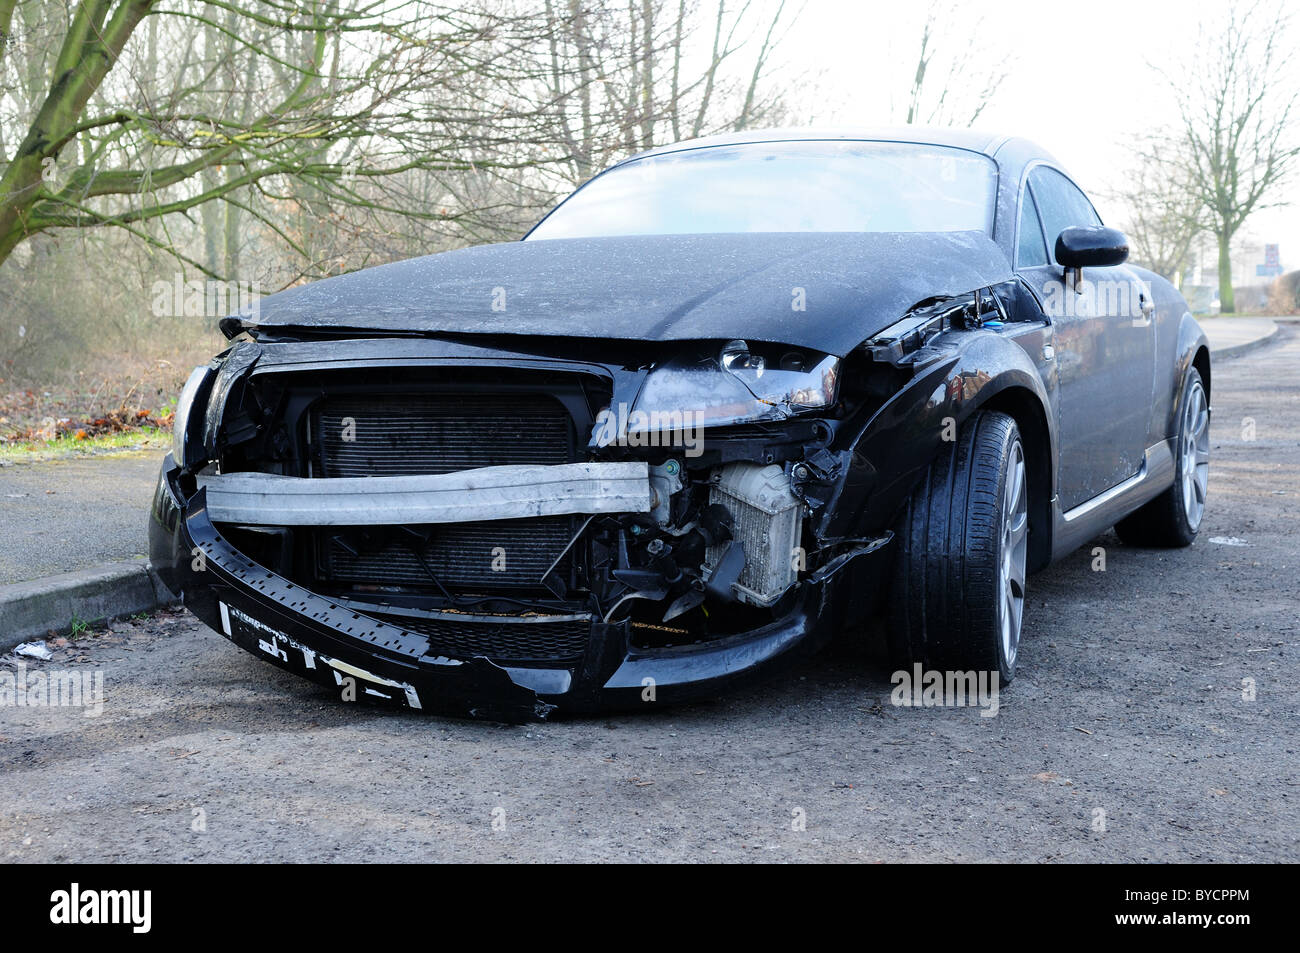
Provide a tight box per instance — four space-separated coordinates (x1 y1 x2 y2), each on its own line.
149 456 841 720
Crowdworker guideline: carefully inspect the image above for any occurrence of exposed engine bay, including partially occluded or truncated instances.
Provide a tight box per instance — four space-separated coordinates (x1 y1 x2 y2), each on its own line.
188 351 849 666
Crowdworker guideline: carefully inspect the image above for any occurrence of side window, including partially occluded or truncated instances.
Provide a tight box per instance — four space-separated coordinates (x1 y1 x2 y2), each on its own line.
1016 187 1049 268
1028 166 1101 265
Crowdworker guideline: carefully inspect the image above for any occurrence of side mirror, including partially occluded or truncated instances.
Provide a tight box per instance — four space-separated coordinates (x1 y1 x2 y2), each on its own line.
1055 225 1129 268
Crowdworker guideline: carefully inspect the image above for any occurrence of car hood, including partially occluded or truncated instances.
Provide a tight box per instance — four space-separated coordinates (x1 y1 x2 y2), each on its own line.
240 231 1012 357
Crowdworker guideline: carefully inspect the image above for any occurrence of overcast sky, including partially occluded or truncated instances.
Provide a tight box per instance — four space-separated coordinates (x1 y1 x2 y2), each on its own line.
777 0 1300 272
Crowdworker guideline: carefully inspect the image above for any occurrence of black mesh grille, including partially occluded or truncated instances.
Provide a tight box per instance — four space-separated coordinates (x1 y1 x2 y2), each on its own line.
314 394 572 477
369 611 591 664
321 518 574 591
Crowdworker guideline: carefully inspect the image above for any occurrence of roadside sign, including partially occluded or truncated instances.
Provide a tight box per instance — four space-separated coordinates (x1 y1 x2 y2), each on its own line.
1258 244 1282 277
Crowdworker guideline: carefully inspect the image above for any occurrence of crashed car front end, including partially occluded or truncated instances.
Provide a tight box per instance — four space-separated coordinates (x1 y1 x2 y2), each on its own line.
148 209 1029 720
148 330 919 719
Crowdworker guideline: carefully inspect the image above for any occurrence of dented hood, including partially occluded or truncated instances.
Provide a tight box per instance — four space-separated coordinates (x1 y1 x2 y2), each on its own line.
241 231 1012 357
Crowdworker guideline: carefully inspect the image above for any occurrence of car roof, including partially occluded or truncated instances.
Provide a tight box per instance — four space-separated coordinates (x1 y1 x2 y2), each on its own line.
619 126 1056 168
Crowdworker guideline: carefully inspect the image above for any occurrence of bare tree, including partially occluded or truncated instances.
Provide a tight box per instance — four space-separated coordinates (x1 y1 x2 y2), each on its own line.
902 2 1007 128
0 0 800 293
0 1 565 276
0 0 806 386
1163 2 1299 313
1112 133 1206 286
539 0 794 187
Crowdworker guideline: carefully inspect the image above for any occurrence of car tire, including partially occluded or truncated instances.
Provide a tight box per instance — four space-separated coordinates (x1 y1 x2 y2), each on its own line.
1115 367 1209 548
888 411 1028 684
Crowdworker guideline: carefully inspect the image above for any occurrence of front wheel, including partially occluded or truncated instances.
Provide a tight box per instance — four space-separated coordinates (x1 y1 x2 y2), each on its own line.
1116 367 1209 548
888 411 1028 684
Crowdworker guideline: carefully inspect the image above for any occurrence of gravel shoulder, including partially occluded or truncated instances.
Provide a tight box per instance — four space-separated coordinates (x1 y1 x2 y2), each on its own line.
1 332 1297 863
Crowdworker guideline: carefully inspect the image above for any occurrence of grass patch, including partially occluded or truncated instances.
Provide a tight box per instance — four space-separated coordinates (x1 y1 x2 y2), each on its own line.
69 611 108 637
0 426 168 463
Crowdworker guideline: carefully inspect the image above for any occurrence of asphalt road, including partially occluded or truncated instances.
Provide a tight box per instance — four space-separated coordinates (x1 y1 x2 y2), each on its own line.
1 331 1297 862
0 453 158 584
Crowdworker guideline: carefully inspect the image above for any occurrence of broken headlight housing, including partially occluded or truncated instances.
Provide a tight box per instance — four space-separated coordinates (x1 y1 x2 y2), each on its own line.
718 340 839 412
172 365 215 467
623 342 839 435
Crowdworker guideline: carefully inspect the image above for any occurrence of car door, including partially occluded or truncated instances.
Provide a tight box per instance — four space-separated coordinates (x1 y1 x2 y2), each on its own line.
1015 166 1156 511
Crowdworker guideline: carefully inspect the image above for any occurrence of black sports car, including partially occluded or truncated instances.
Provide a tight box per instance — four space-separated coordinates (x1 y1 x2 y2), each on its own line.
149 128 1211 719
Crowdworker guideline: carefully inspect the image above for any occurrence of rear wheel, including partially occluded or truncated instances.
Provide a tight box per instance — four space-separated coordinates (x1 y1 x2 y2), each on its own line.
1115 367 1208 548
888 411 1027 683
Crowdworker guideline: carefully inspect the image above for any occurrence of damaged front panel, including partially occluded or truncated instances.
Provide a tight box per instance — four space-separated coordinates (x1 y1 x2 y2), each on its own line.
173 338 858 668
161 278 1036 713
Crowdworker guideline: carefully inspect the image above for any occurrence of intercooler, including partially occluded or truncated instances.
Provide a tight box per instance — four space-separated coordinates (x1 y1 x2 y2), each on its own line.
308 392 578 593
706 463 803 606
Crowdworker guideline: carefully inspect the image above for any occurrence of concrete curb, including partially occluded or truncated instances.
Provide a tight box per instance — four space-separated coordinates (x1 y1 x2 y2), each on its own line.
1211 322 1284 360
0 560 178 653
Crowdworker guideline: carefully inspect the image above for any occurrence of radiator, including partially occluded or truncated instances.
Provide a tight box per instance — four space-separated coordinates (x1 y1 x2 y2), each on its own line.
313 393 572 477
309 391 578 592
320 518 574 591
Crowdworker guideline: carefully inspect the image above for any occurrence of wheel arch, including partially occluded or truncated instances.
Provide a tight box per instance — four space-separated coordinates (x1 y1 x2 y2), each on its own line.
821 330 1057 574
976 385 1054 573
1173 312 1212 439
1192 344 1211 404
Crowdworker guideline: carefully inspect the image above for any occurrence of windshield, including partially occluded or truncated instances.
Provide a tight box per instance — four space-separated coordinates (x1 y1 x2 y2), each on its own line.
527 140 998 240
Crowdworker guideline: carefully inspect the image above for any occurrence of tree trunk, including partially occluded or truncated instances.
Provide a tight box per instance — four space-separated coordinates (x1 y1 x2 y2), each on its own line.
201 167 221 273
224 197 241 279
0 0 154 270
1217 232 1235 314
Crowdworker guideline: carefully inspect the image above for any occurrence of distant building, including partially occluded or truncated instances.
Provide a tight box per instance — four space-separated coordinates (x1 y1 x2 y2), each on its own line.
1183 235 1285 313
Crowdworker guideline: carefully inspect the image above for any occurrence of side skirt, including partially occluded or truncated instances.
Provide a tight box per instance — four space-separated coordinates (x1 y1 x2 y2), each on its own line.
1050 439 1176 560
